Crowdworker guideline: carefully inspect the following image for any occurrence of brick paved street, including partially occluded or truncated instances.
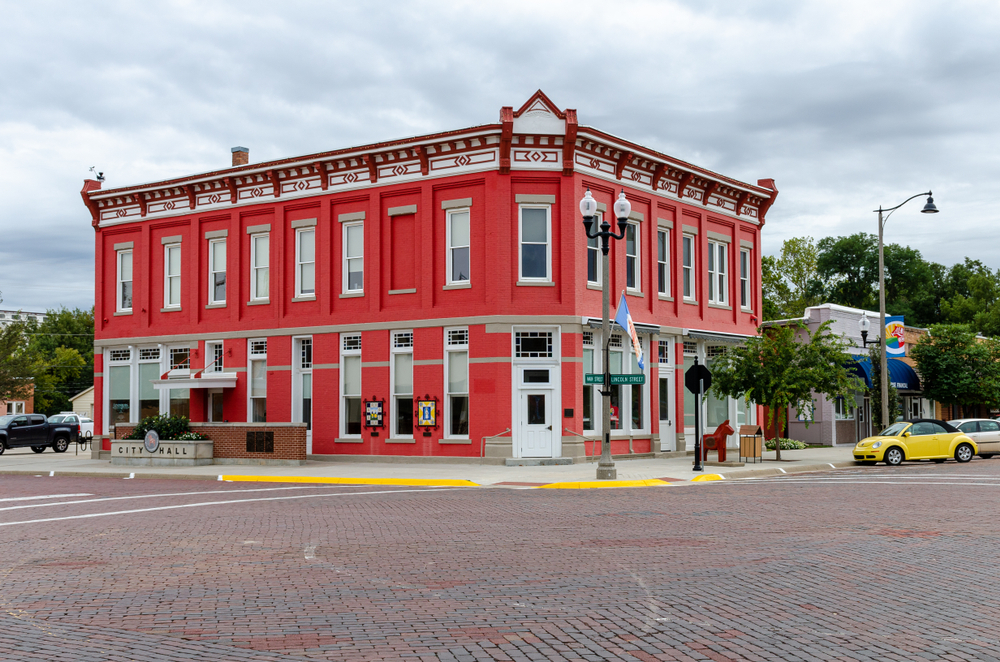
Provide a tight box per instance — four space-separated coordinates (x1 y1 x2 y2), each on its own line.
2 462 1000 660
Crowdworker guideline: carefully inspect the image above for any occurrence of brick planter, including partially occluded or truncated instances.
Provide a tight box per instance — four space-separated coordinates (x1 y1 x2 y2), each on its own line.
113 422 307 466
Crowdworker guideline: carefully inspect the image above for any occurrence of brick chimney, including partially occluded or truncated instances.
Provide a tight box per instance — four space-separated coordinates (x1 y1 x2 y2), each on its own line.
231 146 249 167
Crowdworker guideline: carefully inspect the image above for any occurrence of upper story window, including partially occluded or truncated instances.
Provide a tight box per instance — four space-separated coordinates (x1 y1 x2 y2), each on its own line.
164 243 181 309
296 229 316 297
209 239 226 305
708 241 727 305
657 229 670 296
117 250 133 312
625 222 640 291
682 235 695 301
343 222 364 293
250 233 269 301
519 206 550 282
740 248 751 311
447 209 470 284
587 213 602 285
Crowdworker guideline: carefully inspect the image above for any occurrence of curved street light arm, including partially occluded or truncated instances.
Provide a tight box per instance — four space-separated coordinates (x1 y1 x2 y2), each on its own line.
875 191 933 227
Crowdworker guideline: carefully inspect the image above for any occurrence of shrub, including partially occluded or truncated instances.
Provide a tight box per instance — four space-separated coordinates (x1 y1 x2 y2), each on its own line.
126 415 208 440
765 438 807 451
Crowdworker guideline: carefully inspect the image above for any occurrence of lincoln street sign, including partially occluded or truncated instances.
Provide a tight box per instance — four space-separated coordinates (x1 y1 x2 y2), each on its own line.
585 374 646 385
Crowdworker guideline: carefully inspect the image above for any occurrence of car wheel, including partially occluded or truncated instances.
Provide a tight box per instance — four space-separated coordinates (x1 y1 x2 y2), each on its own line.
885 447 904 466
0 442 5 455
955 443 974 463
30 446 46 453
52 437 69 453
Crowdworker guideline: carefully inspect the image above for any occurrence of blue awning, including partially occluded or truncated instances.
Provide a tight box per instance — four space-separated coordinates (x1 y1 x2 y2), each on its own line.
848 358 921 392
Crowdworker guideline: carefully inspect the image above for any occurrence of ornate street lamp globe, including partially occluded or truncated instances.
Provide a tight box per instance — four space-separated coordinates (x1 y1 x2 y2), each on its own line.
579 189 598 217
859 313 871 334
922 194 939 214
613 190 631 220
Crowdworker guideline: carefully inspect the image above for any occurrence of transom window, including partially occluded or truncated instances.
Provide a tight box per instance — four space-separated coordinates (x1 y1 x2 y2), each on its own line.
138 348 160 361
447 328 469 346
515 331 553 358
169 348 190 370
109 348 131 363
250 339 267 357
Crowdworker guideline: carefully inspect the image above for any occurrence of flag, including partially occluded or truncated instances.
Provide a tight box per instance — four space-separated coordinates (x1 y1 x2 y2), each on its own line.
613 291 645 370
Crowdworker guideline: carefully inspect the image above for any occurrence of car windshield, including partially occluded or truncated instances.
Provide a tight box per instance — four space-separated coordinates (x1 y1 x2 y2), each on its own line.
48 415 67 423
878 422 910 437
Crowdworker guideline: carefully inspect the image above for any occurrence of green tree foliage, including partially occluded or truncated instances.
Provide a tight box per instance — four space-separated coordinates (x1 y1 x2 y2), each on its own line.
816 233 878 310
27 308 95 415
0 321 38 403
867 343 899 433
762 237 823 319
709 321 863 460
761 255 790 321
910 324 1000 417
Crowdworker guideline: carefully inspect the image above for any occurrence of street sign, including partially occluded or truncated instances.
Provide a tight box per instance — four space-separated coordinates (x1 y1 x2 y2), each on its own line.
585 374 646 385
684 363 712 394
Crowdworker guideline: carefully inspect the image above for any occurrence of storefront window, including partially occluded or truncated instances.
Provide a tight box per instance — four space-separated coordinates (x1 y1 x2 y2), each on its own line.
109 365 130 425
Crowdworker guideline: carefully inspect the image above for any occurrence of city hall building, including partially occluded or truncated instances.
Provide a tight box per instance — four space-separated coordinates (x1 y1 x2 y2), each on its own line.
82 91 778 464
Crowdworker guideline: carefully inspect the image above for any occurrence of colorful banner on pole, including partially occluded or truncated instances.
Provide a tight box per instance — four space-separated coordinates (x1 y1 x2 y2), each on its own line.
885 316 905 356
613 292 645 370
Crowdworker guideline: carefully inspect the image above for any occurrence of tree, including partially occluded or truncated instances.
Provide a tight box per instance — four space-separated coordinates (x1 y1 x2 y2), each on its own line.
27 308 94 415
910 324 1000 418
709 321 863 460
775 236 821 317
0 321 38 403
816 233 878 310
761 255 790 321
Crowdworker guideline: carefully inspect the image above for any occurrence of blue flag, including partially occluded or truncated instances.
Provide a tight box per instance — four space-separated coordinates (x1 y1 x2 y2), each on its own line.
613 291 645 370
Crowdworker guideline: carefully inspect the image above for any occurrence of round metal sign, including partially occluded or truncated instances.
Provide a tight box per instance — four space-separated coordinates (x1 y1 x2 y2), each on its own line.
143 429 160 453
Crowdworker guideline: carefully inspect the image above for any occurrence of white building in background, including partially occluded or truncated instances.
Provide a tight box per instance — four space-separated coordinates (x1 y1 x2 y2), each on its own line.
0 309 47 327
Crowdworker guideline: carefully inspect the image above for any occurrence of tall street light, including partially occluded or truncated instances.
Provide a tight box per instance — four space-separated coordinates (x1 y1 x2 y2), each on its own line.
874 192 938 428
581 188 631 480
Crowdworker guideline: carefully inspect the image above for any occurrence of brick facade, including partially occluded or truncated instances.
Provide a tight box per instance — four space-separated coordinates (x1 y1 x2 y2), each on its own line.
113 423 306 461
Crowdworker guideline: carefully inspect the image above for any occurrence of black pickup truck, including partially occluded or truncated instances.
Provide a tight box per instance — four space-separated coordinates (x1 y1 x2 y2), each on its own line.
0 413 79 454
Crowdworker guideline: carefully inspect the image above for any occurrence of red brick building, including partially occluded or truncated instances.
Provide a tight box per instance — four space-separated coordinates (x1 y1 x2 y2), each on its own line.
82 91 777 463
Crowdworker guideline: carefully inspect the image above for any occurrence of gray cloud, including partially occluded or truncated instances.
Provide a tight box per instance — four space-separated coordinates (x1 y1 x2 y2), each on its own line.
1 0 997 311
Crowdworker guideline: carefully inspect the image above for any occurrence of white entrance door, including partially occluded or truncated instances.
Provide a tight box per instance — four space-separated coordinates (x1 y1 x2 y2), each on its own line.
520 390 553 457
659 374 676 451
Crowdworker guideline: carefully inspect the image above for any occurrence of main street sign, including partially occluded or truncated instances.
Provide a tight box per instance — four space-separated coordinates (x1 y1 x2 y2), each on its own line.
585 374 646 385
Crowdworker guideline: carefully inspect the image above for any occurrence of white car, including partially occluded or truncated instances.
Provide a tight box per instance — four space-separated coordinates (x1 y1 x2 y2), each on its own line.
48 413 95 439
948 419 1000 459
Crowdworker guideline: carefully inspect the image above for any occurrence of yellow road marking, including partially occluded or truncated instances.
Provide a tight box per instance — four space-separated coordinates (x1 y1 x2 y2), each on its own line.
690 473 724 482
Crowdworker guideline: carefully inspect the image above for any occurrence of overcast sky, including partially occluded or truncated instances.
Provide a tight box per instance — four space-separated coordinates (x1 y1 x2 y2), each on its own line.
2 0 997 313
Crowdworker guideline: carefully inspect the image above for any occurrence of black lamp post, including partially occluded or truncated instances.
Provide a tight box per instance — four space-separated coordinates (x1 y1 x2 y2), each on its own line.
581 188 631 480
873 192 939 427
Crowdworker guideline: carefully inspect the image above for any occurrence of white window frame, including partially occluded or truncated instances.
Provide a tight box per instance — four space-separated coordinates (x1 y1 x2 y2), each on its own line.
740 248 751 311
343 222 364 293
340 333 362 437
208 238 226 305
586 213 602 285
708 240 728 305
445 327 470 439
682 235 695 301
657 229 670 297
625 221 640 293
205 341 224 373
5 402 25 415
117 249 133 313
446 208 471 284
250 233 269 302
602 332 649 436
248 338 267 423
582 332 597 432
295 228 316 298
163 243 181 309
391 331 414 438
518 205 551 283
292 336 313 438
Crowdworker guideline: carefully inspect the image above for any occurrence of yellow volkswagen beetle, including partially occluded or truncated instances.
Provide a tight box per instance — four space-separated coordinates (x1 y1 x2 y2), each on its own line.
854 419 978 466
